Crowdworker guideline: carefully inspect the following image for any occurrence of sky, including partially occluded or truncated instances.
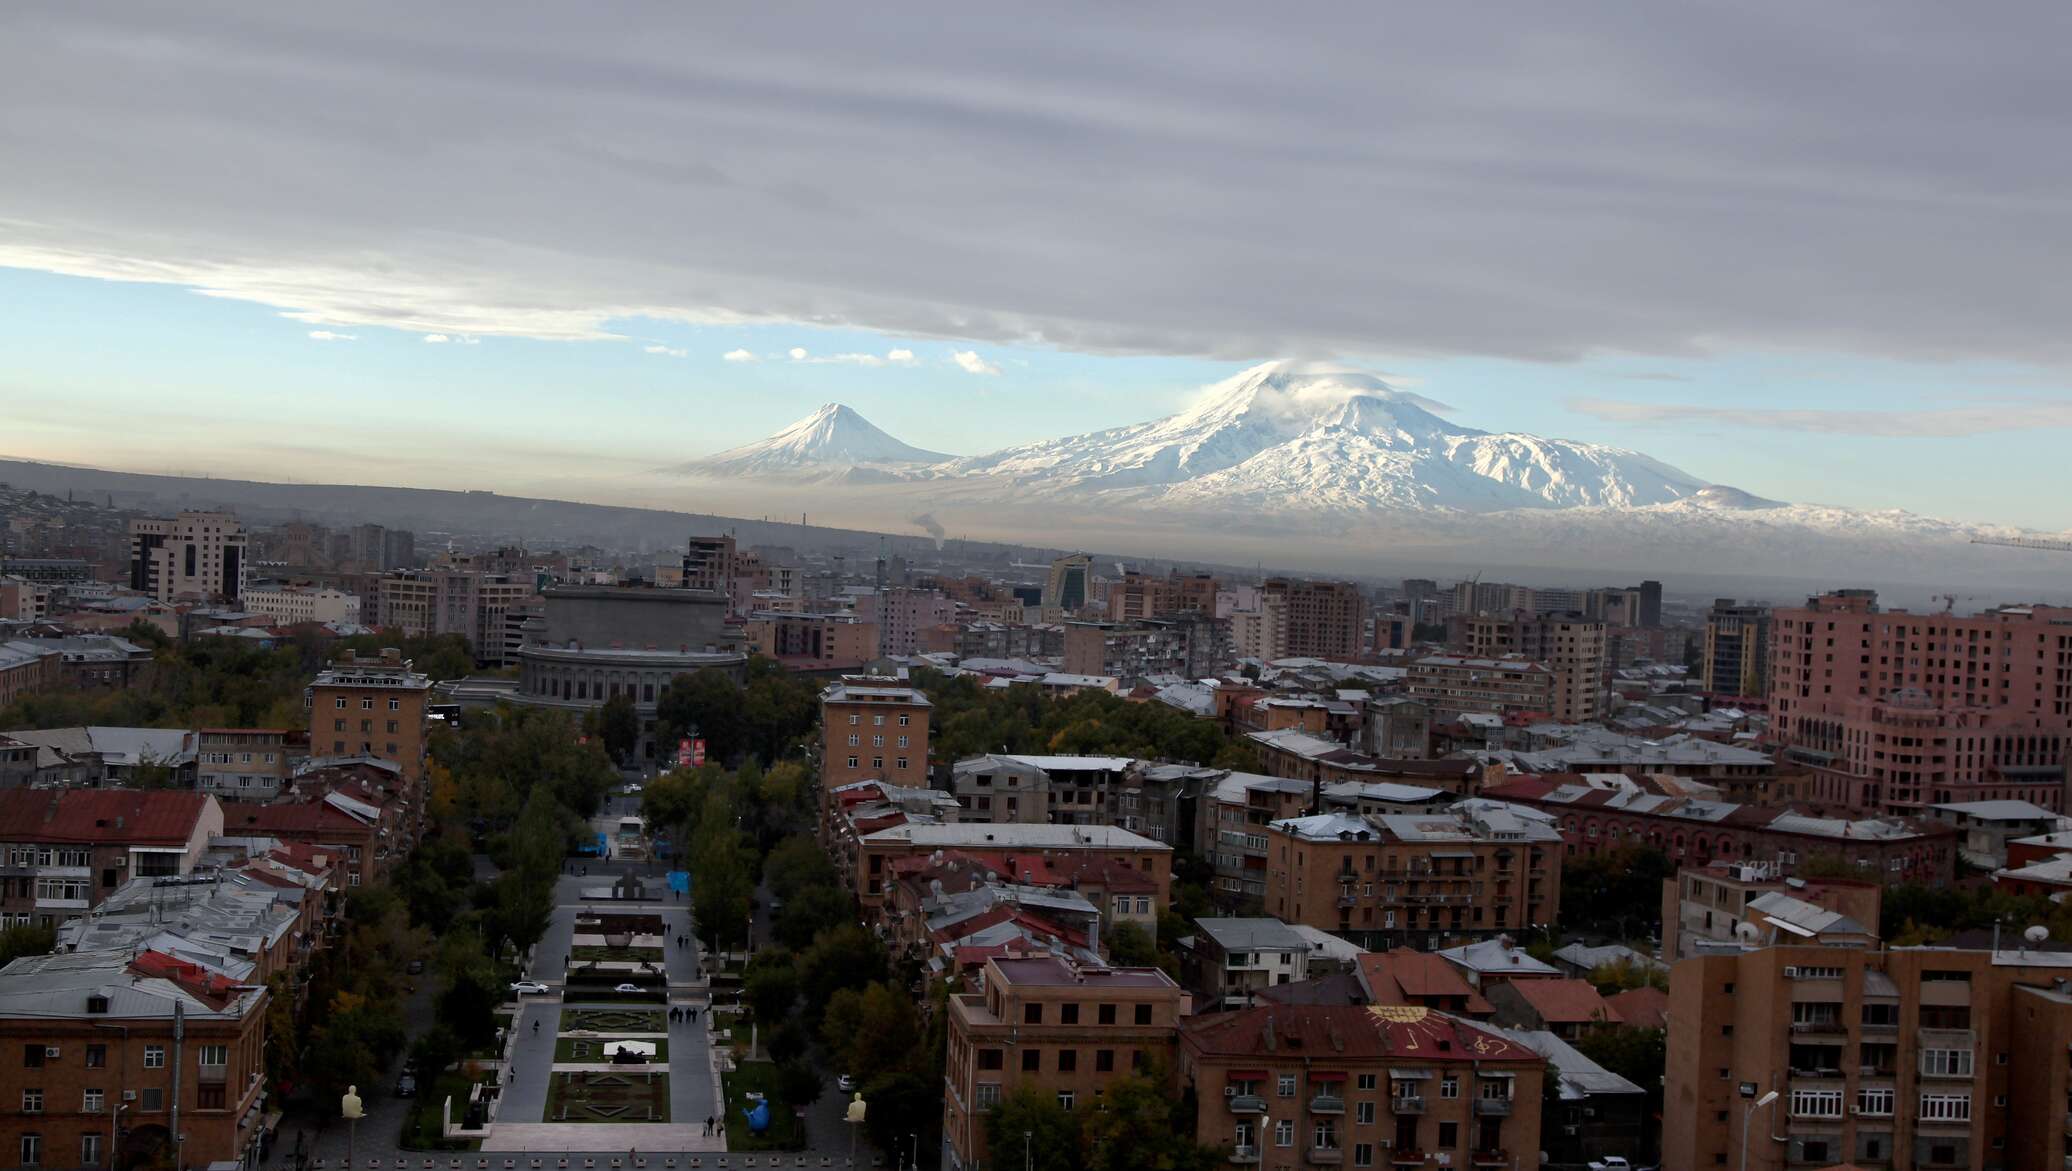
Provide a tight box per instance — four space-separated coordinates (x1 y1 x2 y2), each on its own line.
2 3 2070 530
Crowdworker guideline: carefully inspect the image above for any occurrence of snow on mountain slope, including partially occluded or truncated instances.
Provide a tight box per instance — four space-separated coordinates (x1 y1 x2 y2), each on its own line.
922 360 1708 513
668 403 949 478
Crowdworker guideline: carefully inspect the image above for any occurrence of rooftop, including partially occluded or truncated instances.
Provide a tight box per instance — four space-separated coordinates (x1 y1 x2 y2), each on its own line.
1195 917 1311 953
865 822 1171 852
823 682 933 706
1438 937 1561 976
1184 1003 1541 1063
1502 1029 1644 1099
991 954 1176 989
0 789 213 846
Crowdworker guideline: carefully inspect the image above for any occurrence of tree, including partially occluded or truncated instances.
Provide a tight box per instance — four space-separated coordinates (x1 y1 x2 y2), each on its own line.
797 926 890 1030
655 668 749 766
1588 957 1669 993
1560 846 1674 939
765 835 840 903
0 924 55 968
1080 1071 1226 1171
1105 921 1159 967
745 952 801 1025
773 886 855 951
410 1023 461 1083
985 1087 1080 1171
777 1059 825 1111
862 1069 937 1161
597 693 640 763
1573 1026 1666 1156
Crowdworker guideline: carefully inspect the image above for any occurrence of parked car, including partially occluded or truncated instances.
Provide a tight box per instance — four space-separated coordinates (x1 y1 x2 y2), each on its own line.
395 1073 418 1098
510 981 551 995
406 958 425 975
836 1074 857 1093
614 983 643 993
1587 1159 1631 1171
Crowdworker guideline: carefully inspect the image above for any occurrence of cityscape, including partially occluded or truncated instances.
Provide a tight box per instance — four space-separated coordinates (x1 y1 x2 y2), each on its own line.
4 8 2072 1171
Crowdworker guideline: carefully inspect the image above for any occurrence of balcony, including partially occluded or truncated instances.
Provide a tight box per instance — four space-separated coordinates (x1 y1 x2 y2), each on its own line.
1788 1019 1846 1037
1390 1096 1426 1115
1310 1094 1345 1114
1337 895 1356 909
1229 1094 1269 1114
1307 1147 1343 1164
198 1063 228 1085
1472 1153 1508 1168
1229 1146 1261 1165
1473 1098 1512 1117
1389 1152 1426 1167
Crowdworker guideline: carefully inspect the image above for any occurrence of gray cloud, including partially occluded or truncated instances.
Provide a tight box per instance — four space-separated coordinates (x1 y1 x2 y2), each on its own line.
4 5 2072 364
1569 397 2072 437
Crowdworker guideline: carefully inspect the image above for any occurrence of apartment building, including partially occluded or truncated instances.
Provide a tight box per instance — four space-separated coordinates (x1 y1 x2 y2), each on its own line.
819 680 933 792
0 641 63 708
1263 806 1564 950
1105 569 1220 621
852 822 1171 910
303 648 432 782
127 512 246 602
1232 595 1290 662
855 587 955 656
375 569 534 664
743 611 878 669
241 581 362 626
943 954 1185 1171
1042 554 1094 613
1458 612 1608 723
680 534 736 595
1186 917 1317 1010
1246 728 1490 795
947 753 1142 827
1199 772 1456 907
0 949 271 1171
1769 591 2072 816
1262 579 1367 661
1179 1002 1545 1171
0 790 223 928
1702 600 1772 698
1665 942 2072 1171
1406 656 1558 721
1662 861 1884 959
194 728 294 799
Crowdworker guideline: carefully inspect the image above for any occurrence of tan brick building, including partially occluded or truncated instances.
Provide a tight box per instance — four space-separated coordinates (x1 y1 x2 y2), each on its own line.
0 949 271 1170
1665 941 2072 1171
819 680 933 792
1262 579 1367 662
303 648 432 782
1263 807 1564 950
1180 1003 1546 1171
0 791 223 928
943 954 1185 1171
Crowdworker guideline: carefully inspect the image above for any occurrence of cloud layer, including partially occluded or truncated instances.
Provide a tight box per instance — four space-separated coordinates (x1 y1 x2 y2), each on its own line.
1570 397 2072 437
5 5 2072 365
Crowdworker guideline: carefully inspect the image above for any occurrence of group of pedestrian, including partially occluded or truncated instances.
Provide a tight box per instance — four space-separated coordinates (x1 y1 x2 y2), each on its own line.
701 1116 726 1137
676 934 692 949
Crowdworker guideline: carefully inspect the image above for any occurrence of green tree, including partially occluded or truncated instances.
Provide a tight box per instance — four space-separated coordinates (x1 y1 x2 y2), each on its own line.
1573 1026 1666 1156
656 668 749 765
985 1088 1080 1171
773 886 855 952
1080 1071 1226 1171
1560 846 1674 939
1105 921 1159 967
597 693 640 763
765 835 840 902
744 952 801 1025
0 924 55 968
410 1023 461 1082
777 1059 825 1111
797 926 890 1031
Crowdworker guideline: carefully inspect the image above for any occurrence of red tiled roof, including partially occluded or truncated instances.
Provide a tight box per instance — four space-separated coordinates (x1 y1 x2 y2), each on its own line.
1184 1004 1540 1063
226 801 368 835
1360 950 1494 1015
1504 978 1621 1025
130 949 242 1008
1605 986 1668 1030
0 789 210 846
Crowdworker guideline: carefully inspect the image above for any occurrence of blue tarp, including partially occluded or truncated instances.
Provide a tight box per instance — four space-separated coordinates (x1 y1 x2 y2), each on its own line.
666 870 690 893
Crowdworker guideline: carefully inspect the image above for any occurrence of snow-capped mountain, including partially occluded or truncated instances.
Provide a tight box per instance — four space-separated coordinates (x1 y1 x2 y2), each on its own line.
923 361 1710 514
667 402 949 479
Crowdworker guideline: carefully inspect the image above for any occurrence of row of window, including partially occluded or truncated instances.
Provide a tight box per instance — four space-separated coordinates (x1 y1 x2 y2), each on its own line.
1788 1088 1970 1122
19 1133 102 1168
332 719 403 734
5 848 92 868
22 1042 226 1068
844 734 911 748
843 755 910 771
331 696 403 710
845 713 913 726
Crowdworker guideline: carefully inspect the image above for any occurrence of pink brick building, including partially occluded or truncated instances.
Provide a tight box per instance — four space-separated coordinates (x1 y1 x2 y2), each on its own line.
1769 591 2072 815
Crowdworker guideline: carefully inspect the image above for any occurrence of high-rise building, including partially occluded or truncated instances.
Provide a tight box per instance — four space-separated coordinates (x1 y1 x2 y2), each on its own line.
241 582 363 626
1665 941 2072 1171
375 569 535 664
1769 591 2072 814
1702 599 1772 697
345 523 415 571
682 534 737 594
1459 612 1607 722
127 512 246 602
1044 552 1094 613
819 679 933 792
1263 578 1367 661
854 586 954 656
1230 593 1288 661
305 648 432 781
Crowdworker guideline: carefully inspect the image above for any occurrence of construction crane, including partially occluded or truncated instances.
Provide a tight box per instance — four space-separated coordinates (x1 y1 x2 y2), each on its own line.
1973 536 2072 553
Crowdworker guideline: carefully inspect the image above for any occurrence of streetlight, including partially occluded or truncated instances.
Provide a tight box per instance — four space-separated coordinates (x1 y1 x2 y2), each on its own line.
845 1092 868 1167
341 1085 364 1171
1739 1089 1778 1171
908 1132 918 1171
1023 1131 1032 1171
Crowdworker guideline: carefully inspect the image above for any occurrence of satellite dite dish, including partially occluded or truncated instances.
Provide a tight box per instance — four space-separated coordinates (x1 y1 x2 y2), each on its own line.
1735 921 1762 943
2026 925 2050 945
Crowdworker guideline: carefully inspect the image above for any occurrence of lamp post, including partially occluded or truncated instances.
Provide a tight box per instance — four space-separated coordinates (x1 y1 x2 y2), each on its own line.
341 1086 364 1171
1023 1131 1032 1171
1739 1089 1778 1171
908 1132 918 1171
846 1093 868 1167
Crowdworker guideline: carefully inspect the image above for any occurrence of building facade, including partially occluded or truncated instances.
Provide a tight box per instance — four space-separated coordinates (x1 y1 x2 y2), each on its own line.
1262 579 1367 661
303 649 431 782
241 582 363 627
820 681 934 792
127 513 246 602
1458 613 1608 723
0 790 223 928
1702 599 1771 698
1406 656 1557 721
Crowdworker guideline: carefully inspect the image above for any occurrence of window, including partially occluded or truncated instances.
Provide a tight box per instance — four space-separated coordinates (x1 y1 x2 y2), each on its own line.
1274 1120 1294 1147
334 719 346 732
361 697 374 710
1057 1091 1075 1111
1312 1120 1338 1150
1437 1122 1457 1149
1356 1101 1374 1125
1057 1050 1077 1072
197 1084 226 1109
1024 1004 1044 1024
847 734 859 747
872 735 884 748
334 697 346 709
897 735 909 749
388 697 400 711
1278 1075 1298 1098
81 1134 101 1168
871 756 883 769
898 713 910 726
82 1089 103 1114
848 714 860 725
978 1049 1003 1071
896 757 909 771
1919 1093 1971 1122
198 1044 228 1066
1060 1004 1079 1024
1352 1144 1373 1168
873 714 885 726
20 1134 39 1167
1788 1089 1842 1119
1135 1004 1153 1025
386 720 398 734
1921 1049 1973 1078
21 1044 41 1068
139 1088 163 1112
1856 1087 1893 1117
1439 1076 1459 1100
1095 1050 1114 1072
1098 1004 1116 1025
143 1045 165 1069
22 1088 42 1113
85 1045 104 1069
975 1084 1000 1109
846 755 858 769
1022 1049 1041 1072
1356 1074 1377 1091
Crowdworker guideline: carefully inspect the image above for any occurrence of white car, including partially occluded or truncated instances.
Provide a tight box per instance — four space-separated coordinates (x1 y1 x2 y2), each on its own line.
1587 1159 1632 1171
614 983 643 993
510 981 551 995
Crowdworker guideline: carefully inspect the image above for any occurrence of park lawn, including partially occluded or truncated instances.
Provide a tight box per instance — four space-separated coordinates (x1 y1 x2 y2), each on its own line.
560 1008 669 1034
720 1061 806 1151
398 1072 483 1151
543 1070 671 1124
554 1037 671 1062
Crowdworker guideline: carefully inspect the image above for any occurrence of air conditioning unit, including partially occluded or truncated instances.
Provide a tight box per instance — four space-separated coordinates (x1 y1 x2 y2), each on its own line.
1583 1108 1597 1118
121 1091 136 1102
1225 1087 1238 1097
44 1047 59 1059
